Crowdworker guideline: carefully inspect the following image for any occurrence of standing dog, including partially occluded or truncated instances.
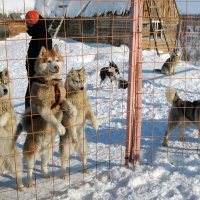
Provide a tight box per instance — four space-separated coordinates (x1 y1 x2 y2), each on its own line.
0 69 24 191
99 61 120 88
163 88 200 147
59 67 98 179
153 49 180 75
15 45 77 187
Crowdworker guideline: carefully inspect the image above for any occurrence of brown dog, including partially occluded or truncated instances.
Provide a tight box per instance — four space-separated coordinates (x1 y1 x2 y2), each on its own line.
0 69 24 191
15 45 77 187
59 67 98 179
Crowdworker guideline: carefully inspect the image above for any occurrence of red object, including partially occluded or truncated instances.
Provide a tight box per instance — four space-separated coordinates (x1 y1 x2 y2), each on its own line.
25 10 39 25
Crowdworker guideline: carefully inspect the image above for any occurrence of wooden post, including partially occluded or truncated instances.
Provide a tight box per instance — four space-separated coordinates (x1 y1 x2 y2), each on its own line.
125 0 143 167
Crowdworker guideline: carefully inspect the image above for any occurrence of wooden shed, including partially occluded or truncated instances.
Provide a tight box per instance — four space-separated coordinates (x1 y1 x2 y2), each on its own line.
179 14 200 63
0 13 26 40
49 0 180 52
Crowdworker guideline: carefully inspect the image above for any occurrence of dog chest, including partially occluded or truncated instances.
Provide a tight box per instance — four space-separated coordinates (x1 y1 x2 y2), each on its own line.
32 82 66 108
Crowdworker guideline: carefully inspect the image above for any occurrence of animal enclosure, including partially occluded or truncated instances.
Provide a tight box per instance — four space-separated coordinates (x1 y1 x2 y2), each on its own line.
0 0 200 199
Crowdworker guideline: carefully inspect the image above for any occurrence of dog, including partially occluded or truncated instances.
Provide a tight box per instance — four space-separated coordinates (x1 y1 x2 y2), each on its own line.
0 68 24 191
153 49 180 75
118 78 128 89
163 88 200 147
59 67 98 179
99 61 120 88
15 45 77 187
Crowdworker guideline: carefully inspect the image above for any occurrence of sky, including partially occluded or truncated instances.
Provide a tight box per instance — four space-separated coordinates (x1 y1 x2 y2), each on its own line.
0 0 200 16
176 0 200 14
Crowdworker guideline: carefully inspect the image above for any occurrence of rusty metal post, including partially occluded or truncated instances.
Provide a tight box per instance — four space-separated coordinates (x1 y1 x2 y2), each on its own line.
133 0 143 164
125 0 143 167
125 0 138 167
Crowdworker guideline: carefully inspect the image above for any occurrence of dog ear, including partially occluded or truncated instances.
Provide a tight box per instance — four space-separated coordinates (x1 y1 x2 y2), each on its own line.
2 68 9 78
112 61 117 66
53 44 59 53
38 46 47 57
80 67 85 73
69 68 75 76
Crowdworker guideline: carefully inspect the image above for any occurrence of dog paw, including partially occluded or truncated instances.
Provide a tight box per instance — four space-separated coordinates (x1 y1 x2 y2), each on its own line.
27 182 35 188
83 169 90 174
93 120 99 130
162 142 168 147
83 168 89 174
17 185 24 192
70 108 77 118
57 124 66 136
43 174 51 179
72 135 78 143
60 174 68 180
179 136 186 142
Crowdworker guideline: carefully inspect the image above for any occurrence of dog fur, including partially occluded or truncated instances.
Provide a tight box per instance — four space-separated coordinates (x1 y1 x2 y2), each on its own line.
118 78 128 89
163 88 200 147
59 67 98 179
15 45 77 187
99 61 120 88
153 49 180 75
0 69 24 191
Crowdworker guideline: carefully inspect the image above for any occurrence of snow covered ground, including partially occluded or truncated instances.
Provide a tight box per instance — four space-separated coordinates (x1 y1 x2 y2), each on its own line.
0 33 200 200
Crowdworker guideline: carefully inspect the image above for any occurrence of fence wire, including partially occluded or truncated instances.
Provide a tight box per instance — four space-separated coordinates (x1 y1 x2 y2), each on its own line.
0 0 199 199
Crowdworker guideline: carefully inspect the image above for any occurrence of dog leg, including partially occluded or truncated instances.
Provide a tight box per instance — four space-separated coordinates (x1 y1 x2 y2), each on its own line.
15 151 24 191
163 121 179 147
40 107 66 136
0 112 10 127
178 123 187 142
25 154 35 187
198 127 200 138
60 99 78 143
59 142 70 179
78 130 87 173
41 149 52 179
7 150 24 191
86 110 98 130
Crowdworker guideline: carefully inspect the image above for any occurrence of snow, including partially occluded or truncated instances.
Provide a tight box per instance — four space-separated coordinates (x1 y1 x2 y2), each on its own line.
1 0 200 17
35 0 131 18
0 32 200 199
0 0 130 17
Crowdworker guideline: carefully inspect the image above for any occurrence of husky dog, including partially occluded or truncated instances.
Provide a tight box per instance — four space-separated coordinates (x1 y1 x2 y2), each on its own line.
15 45 77 187
0 69 24 191
163 88 200 147
153 49 180 75
99 61 120 87
59 67 98 179
118 78 128 89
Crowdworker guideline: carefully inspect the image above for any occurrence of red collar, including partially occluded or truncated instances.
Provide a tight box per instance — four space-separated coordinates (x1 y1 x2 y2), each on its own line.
51 83 61 110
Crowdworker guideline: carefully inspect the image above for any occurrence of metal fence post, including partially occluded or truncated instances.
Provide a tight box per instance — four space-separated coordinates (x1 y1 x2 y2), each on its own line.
125 0 143 167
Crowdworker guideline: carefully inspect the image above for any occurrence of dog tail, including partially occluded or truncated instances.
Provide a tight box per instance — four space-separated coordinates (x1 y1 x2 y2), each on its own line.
14 123 23 142
165 88 179 103
153 69 162 73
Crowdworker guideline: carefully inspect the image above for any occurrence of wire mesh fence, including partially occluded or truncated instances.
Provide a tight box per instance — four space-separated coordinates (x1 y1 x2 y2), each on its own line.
0 0 200 199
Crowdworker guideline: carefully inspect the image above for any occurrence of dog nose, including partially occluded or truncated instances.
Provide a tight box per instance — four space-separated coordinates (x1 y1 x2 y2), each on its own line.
54 65 59 71
3 89 8 95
